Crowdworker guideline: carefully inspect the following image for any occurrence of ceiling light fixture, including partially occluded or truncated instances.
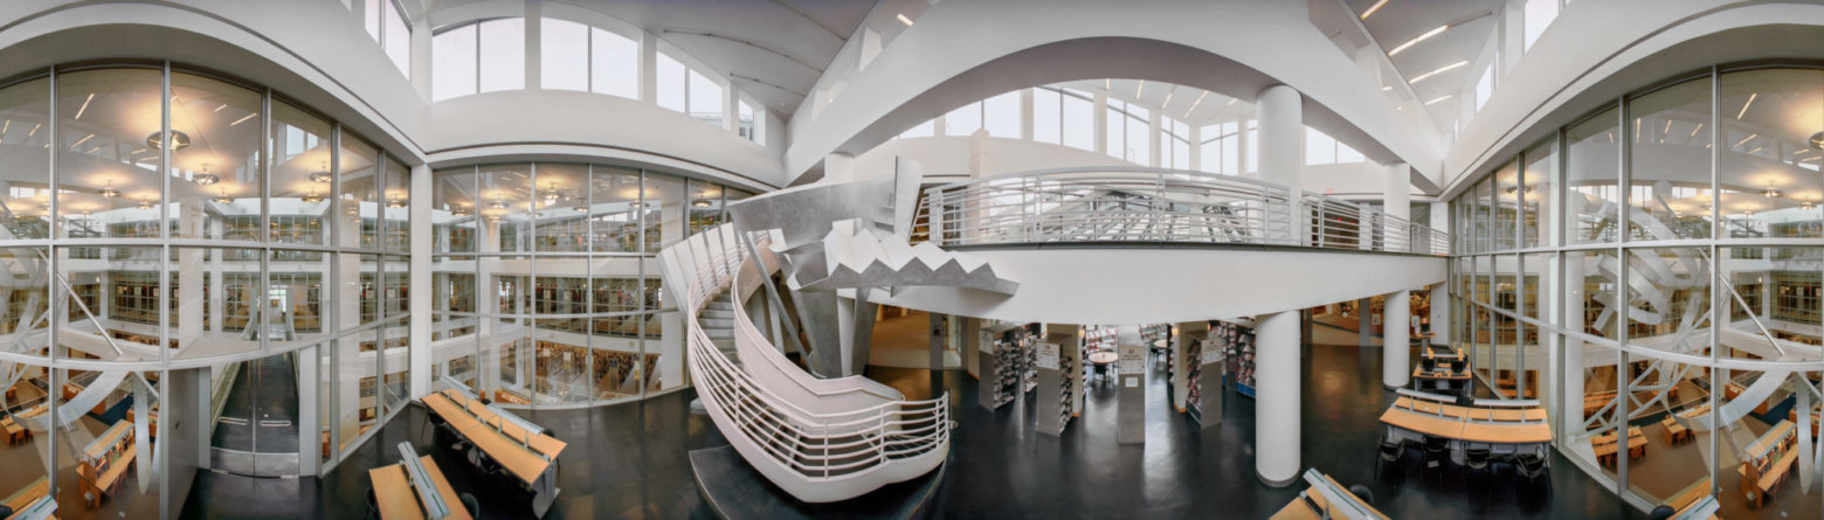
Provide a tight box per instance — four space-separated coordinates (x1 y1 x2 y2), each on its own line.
1424 95 1452 106
896 13 913 26
1408 60 1468 84
73 93 93 120
100 180 118 199
1690 123 1704 138
387 197 407 209
136 199 152 210
572 205 588 213
1736 92 1757 120
692 199 713 208
1388 25 1448 56
70 133 94 149
1360 0 1390 19
1225 98 1237 106
193 163 218 186
311 161 332 184
27 123 39 137
301 191 325 204
1764 186 1781 198
1136 80 1145 99
1734 133 1757 149
214 104 228 112
1805 200 1816 210
1810 130 1824 150
229 113 257 126
214 189 233 204
146 130 191 151
1162 87 1176 109
490 199 507 210
1381 86 1393 92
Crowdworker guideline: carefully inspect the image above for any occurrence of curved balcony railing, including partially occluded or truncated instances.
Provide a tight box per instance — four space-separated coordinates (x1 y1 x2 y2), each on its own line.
659 224 949 503
915 166 1449 255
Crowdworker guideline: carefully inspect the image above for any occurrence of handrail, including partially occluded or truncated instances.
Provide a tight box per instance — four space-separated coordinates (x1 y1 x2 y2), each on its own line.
917 166 1449 255
663 223 949 503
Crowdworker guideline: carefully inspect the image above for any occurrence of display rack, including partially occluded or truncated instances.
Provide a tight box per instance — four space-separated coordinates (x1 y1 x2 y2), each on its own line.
1185 336 1204 421
1186 337 1223 427
1216 320 1257 398
979 322 1039 409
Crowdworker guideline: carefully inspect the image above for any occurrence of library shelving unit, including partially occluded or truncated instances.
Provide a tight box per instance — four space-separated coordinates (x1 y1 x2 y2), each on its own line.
1216 320 1257 398
978 322 1039 410
1034 340 1074 436
1185 336 1224 427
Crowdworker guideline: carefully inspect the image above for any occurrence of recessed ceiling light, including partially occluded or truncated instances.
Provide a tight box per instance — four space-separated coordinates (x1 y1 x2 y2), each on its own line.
74 93 94 120
1424 95 1452 105
1361 0 1390 20
1136 80 1145 99
1381 86 1393 92
229 113 257 126
1409 60 1469 83
1389 25 1448 56
214 104 228 112
1734 133 1757 149
896 13 913 26
1736 92 1757 120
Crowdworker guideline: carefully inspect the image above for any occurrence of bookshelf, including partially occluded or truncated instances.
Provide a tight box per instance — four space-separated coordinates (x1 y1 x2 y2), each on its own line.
1216 320 1257 398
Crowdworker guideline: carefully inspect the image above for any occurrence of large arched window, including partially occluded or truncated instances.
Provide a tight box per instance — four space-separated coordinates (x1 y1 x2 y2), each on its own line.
432 17 526 101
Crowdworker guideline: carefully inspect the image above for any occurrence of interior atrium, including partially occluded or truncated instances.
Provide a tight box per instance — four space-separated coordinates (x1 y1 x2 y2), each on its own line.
0 1 1817 519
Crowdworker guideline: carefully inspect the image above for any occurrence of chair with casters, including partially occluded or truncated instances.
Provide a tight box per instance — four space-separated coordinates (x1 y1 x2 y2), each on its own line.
1423 436 1449 473
460 492 480 518
1348 484 1375 507
1646 505 1676 520
1465 446 1492 482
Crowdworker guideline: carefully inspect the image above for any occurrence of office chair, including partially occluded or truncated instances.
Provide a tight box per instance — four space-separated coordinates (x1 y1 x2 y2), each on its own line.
1348 484 1375 507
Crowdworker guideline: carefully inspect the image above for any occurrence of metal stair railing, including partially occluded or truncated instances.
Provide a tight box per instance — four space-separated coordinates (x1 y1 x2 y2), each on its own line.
665 223 949 503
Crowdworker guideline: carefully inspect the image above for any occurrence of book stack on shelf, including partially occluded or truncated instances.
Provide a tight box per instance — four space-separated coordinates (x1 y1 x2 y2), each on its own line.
1057 352 1075 423
1216 321 1257 398
1184 337 1204 421
993 339 1021 407
1021 335 1038 393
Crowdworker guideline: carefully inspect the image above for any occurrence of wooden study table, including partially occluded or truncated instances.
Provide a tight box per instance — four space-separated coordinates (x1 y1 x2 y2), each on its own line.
369 455 471 520
421 389 566 516
1269 469 1389 520
79 420 134 509
1 476 51 520
1379 397 1551 464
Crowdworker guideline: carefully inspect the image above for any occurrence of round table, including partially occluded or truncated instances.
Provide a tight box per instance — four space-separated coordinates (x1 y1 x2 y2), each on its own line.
1088 351 1119 383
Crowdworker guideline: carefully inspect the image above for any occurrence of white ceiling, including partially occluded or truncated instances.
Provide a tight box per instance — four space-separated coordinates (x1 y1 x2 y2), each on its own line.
531 0 877 119
1347 0 1500 134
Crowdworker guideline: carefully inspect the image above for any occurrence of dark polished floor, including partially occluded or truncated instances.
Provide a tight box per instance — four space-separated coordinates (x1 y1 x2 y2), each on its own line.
182 343 1640 519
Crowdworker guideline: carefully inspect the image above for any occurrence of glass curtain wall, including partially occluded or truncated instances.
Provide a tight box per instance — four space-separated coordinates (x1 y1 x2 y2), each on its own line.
430 163 749 407
0 62 414 504
1449 65 1824 517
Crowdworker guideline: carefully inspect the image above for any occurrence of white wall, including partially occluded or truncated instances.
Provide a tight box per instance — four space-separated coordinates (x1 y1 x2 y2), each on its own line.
870 247 1445 325
784 0 1445 188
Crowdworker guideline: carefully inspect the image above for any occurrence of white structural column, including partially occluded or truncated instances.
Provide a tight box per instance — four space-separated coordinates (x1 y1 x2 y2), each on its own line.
1255 310 1301 486
1253 84 1302 487
1383 162 1411 388
1429 202 1449 345
408 163 431 398
1256 85 1302 231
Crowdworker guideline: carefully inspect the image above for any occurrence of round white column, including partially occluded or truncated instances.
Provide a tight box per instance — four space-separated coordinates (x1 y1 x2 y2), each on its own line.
1383 290 1411 388
1382 162 1412 388
1255 310 1301 487
1256 85 1302 237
